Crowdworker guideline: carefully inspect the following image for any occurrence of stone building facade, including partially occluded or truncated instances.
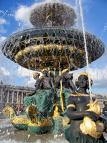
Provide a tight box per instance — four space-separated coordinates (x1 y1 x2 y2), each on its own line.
0 81 34 112
0 81 105 113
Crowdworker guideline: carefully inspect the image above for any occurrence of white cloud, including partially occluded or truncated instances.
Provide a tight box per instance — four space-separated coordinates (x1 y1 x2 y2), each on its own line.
17 66 33 77
44 0 61 3
0 67 10 76
0 36 6 44
17 66 35 87
15 5 32 28
14 2 43 28
27 77 35 87
0 18 7 34
88 67 107 81
0 18 6 25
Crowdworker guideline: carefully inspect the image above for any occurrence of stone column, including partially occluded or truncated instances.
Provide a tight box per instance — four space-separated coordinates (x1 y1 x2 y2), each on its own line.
21 92 24 104
0 87 4 110
16 91 20 115
7 90 9 103
12 91 14 104
16 91 19 104
0 88 3 103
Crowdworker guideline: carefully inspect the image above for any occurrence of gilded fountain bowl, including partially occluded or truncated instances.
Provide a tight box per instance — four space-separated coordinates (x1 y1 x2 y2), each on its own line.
2 28 105 71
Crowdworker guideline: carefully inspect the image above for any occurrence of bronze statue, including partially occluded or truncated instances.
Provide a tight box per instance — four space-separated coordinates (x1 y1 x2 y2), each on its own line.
24 69 55 118
55 69 76 92
75 73 93 94
55 69 76 111
64 73 106 143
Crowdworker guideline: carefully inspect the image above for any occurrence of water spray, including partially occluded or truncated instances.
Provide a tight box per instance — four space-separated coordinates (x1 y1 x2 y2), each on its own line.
78 0 92 100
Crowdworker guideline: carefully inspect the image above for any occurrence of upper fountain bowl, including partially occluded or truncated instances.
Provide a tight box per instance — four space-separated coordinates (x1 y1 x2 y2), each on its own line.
30 2 76 28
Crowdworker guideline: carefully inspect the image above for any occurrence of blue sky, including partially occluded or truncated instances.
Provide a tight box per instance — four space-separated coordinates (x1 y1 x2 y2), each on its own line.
0 0 107 95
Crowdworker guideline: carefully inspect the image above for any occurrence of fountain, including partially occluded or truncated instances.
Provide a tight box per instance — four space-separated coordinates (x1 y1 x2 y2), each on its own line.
1 0 107 142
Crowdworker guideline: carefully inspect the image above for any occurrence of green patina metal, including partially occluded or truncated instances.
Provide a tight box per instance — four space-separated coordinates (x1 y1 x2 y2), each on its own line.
24 89 54 115
28 126 52 134
13 124 28 130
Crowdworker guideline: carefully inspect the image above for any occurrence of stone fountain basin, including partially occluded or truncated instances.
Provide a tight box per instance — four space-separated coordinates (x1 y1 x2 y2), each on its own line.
0 118 107 143
0 118 68 143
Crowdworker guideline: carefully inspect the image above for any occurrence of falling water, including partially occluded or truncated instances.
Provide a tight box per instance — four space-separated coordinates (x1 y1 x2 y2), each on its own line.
44 0 61 3
78 0 92 99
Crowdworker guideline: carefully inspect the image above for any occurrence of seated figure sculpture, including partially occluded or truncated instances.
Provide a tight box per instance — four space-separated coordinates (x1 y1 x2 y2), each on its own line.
55 69 76 110
64 73 106 143
24 69 55 133
25 69 54 116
